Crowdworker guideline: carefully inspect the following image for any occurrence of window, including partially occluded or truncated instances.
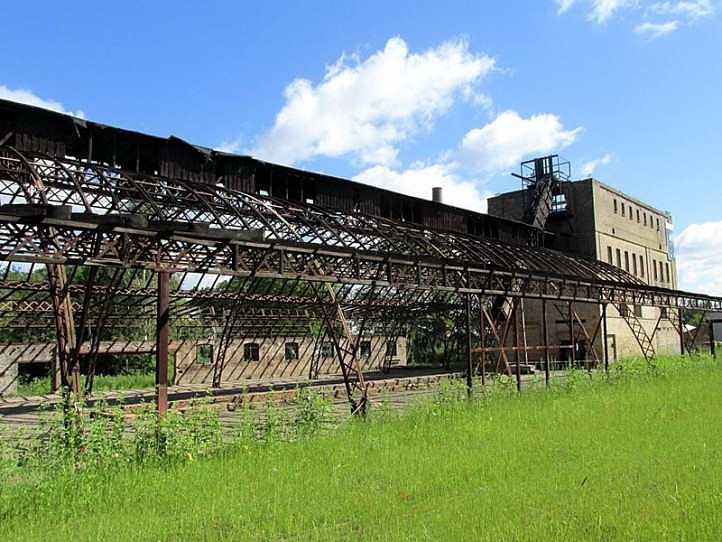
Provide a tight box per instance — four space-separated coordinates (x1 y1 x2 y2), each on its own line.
624 251 629 272
636 209 640 223
634 305 643 318
616 248 622 267
360 341 371 358
284 342 299 361
321 341 335 358
607 246 613 264
644 213 647 226
196 344 213 365
620 304 629 317
621 202 625 215
640 256 645 278
656 218 660 231
243 343 259 362
613 199 618 214
632 254 637 276
653 260 658 281
665 262 670 283
386 340 398 357
629 207 633 220
660 307 668 319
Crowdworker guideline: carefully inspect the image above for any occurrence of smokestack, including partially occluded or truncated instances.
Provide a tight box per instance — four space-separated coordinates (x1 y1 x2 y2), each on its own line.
432 186 443 204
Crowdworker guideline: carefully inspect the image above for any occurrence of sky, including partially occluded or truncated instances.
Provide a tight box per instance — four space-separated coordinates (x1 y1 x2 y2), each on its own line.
0 1 720 294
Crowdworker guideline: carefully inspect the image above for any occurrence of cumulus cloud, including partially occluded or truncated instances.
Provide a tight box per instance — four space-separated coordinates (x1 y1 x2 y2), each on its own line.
252 37 495 166
675 220 722 296
352 162 492 213
460 111 581 172
635 19 680 37
581 153 613 176
588 0 637 23
648 0 714 19
557 0 578 13
0 85 84 118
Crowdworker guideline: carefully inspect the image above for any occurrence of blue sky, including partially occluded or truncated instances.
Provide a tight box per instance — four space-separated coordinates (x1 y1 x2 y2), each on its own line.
0 1 720 293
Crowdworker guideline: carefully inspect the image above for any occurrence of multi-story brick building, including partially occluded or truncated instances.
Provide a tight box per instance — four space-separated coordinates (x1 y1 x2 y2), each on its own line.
488 167 679 361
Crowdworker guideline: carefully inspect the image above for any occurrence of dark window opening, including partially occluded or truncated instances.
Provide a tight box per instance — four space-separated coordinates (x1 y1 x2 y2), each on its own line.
613 199 618 213
624 251 629 272
634 305 643 318
360 341 371 358
244 343 259 362
607 246 613 264
196 344 213 365
386 340 398 357
321 342 335 358
285 342 299 361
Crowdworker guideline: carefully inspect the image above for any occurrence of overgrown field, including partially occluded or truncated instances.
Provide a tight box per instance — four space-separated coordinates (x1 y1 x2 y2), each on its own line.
2 356 721 541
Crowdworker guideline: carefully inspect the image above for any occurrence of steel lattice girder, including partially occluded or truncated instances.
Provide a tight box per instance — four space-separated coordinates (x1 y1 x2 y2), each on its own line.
0 147 720 312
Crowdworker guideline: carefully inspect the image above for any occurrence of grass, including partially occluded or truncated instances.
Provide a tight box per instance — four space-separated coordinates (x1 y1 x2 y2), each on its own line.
2 355 722 541
16 372 157 396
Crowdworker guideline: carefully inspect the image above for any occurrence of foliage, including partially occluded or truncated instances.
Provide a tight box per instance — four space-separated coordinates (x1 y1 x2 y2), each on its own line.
1 355 721 541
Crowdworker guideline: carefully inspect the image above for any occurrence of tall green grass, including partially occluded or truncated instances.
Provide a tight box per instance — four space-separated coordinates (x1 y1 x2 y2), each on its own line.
16 372 157 396
2 355 721 541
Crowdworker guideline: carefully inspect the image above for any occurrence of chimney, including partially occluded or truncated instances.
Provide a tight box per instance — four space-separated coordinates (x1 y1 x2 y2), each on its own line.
432 186 443 204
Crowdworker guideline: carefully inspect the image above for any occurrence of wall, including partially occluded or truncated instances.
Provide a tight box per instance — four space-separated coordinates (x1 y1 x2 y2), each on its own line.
174 335 408 385
0 349 18 395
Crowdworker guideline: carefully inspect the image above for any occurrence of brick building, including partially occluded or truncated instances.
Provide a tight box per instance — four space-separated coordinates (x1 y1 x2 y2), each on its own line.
488 169 679 361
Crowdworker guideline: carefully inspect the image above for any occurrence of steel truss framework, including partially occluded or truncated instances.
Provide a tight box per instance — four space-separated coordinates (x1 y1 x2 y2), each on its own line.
0 146 720 411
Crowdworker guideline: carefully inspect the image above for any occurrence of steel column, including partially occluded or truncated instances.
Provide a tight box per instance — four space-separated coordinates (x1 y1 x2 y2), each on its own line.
710 320 716 359
514 306 521 392
568 301 575 368
465 293 473 397
678 308 685 356
542 298 550 386
602 303 609 374
479 295 486 387
156 271 170 416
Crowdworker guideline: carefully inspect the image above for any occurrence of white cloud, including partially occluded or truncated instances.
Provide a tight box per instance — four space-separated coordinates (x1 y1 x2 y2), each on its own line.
675 220 722 296
634 19 680 37
460 111 581 172
0 85 84 118
252 37 495 166
648 0 714 19
581 153 613 176
588 0 637 23
352 162 491 213
557 0 577 13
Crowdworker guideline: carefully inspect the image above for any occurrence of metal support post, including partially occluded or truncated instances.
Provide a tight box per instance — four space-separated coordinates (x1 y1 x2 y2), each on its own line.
568 301 576 368
542 298 550 386
710 321 716 359
156 271 170 417
465 293 473 397
678 308 685 356
514 307 521 392
479 295 486 387
602 303 609 374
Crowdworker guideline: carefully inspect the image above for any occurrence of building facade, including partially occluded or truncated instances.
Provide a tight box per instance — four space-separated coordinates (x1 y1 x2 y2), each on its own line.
488 177 680 361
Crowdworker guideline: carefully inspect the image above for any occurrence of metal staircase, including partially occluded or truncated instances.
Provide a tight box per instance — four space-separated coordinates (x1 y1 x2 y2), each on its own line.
615 304 656 360
482 156 570 373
